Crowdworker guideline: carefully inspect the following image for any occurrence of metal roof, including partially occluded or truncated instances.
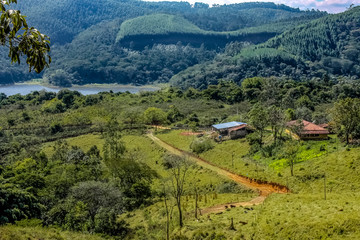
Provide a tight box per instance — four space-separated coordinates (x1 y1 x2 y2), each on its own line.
212 121 247 130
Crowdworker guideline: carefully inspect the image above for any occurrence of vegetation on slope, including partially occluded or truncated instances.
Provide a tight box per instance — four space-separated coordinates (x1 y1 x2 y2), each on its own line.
0 224 106 240
0 1 326 85
116 14 206 41
1 79 360 238
116 13 305 49
172 7 360 89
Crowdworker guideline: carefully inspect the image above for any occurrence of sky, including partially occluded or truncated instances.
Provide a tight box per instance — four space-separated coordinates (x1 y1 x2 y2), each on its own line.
144 0 360 13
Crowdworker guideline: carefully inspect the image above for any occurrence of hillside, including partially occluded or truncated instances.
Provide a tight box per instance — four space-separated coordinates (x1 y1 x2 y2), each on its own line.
116 14 285 49
171 6 360 89
265 6 360 73
1 83 360 239
116 14 207 41
0 1 326 86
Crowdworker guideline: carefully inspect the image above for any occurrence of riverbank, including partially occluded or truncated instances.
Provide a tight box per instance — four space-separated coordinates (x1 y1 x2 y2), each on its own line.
0 82 163 96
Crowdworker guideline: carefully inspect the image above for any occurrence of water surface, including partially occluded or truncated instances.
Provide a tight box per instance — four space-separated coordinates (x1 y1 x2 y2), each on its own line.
0 84 159 96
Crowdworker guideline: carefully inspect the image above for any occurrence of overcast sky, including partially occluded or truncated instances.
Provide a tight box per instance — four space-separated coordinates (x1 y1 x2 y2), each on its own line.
144 0 360 13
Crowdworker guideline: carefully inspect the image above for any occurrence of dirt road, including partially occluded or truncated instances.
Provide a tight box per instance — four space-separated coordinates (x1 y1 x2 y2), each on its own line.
147 132 289 214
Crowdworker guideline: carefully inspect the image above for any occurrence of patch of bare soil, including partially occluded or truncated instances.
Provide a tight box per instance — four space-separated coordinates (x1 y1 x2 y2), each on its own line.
180 132 203 136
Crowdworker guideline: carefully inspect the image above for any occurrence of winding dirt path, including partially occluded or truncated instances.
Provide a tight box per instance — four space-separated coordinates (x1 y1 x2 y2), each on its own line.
147 132 289 214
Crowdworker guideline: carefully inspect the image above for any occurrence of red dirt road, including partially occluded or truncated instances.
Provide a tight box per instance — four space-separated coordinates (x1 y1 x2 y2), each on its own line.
147 132 289 214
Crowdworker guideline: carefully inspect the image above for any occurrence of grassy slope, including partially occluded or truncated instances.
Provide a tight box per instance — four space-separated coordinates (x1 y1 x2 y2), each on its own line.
42 133 227 188
0 225 106 240
40 133 256 239
155 129 360 239
6 129 360 239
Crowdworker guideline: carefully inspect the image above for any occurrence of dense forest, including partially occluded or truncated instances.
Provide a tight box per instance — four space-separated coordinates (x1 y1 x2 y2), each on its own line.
0 1 326 86
172 6 360 89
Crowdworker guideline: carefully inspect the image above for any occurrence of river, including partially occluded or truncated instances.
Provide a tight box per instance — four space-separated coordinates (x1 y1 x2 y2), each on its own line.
0 84 160 96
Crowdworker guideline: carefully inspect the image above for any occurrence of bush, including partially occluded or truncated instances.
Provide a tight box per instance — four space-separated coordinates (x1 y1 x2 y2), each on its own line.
190 138 214 154
216 181 248 194
0 184 42 224
50 122 63 134
245 132 262 146
15 218 43 227
47 181 128 235
41 99 66 113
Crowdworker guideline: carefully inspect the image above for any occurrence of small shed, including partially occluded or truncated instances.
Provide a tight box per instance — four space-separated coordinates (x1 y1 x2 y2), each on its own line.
212 121 249 139
286 120 329 140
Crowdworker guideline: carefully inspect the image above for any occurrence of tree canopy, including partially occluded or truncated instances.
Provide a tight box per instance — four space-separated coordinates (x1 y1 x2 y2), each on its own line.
0 0 50 73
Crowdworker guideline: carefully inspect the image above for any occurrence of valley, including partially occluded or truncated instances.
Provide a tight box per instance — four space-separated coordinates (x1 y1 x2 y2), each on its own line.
1 1 360 239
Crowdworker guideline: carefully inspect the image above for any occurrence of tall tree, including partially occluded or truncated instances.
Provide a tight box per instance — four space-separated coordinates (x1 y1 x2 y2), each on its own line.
284 140 299 176
1 0 51 72
268 106 286 144
143 107 167 126
164 154 192 228
332 98 360 144
249 103 269 145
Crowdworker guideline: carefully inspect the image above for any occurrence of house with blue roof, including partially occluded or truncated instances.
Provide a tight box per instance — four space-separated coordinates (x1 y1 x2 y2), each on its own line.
212 121 250 140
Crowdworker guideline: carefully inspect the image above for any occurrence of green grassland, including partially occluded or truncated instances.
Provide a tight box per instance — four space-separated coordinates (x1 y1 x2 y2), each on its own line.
42 132 255 197
3 87 360 239
156 130 346 188
122 193 360 239
0 225 106 240
154 129 360 239
5 128 360 239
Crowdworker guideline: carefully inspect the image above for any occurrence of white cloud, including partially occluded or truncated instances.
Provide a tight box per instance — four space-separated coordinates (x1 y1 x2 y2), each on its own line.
143 0 360 13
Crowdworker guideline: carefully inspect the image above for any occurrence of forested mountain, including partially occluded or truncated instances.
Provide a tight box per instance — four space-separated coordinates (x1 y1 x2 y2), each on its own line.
171 6 360 89
0 1 326 86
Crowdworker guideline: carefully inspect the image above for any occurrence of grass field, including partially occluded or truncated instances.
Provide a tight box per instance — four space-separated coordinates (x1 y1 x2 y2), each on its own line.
36 130 360 239
156 129 280 183
0 225 106 240
42 132 256 196
154 129 360 239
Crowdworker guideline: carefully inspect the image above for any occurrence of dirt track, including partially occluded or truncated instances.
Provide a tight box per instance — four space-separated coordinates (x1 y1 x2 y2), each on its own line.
147 132 289 214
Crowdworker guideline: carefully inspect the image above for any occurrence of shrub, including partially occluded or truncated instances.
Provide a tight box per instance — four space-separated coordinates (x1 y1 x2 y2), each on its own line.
216 181 249 194
190 138 214 154
50 122 63 134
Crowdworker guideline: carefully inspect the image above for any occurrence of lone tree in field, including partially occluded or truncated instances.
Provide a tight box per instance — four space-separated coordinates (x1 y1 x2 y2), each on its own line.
1 0 51 72
163 154 192 228
284 140 299 176
332 98 360 144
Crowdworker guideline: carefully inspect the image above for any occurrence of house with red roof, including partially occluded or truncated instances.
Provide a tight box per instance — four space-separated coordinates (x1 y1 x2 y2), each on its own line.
286 120 329 140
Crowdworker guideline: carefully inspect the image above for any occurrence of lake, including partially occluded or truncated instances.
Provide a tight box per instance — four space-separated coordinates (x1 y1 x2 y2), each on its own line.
0 84 159 96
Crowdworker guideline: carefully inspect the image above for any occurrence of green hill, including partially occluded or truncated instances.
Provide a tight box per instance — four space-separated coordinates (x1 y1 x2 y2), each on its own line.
0 1 326 86
116 14 279 49
116 14 207 41
171 6 360 89
264 6 360 72
116 13 318 49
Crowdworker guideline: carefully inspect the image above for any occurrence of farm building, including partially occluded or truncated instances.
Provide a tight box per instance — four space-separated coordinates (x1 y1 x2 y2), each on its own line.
212 121 250 139
286 120 329 140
